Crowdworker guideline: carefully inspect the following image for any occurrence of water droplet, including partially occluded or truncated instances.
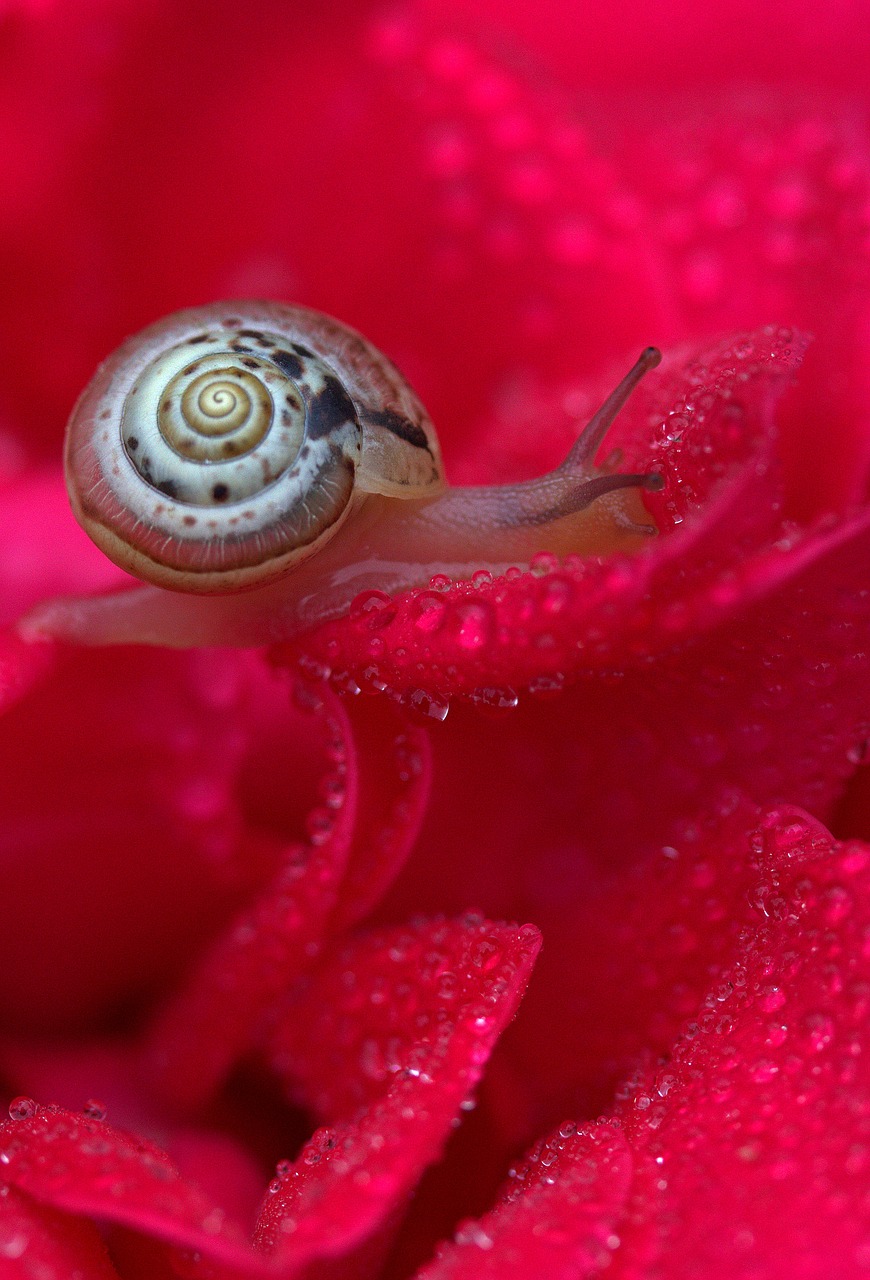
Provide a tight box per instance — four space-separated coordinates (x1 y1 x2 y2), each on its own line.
527 672 565 699
306 808 335 845
820 884 853 923
470 937 503 971
297 654 331 683
749 1058 779 1084
455 1220 494 1249
451 600 493 650
541 576 573 614
358 665 388 695
330 670 361 697
405 688 450 723
802 1010 835 1053
8 1097 36 1121
467 686 519 714
0 1232 27 1259
412 591 447 633
320 774 347 811
437 972 458 1000
759 987 786 1013
530 551 559 576
429 573 452 591
82 1099 106 1121
349 590 396 630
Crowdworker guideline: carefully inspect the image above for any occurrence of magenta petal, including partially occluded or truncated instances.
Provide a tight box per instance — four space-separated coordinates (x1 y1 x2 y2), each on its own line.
256 917 541 1268
611 810 870 1276
0 1105 267 1276
414 1123 635 1280
325 694 432 935
0 647 292 1034
0 470 128 627
276 327 807 698
0 627 58 717
0 1183 121 1279
142 686 358 1112
612 105 870 517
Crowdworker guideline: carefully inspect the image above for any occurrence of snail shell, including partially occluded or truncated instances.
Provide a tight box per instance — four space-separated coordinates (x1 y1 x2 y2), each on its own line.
65 301 444 592
37 302 663 649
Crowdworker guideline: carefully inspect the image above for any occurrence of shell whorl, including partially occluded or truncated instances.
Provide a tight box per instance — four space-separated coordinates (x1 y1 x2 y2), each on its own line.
122 343 309 508
65 302 442 593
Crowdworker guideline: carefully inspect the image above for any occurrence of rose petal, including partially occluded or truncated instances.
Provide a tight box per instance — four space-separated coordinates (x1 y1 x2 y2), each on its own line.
615 106 870 516
0 470 127 626
414 1123 635 1280
142 686 357 1112
0 1105 265 1277
0 1183 121 1279
424 0 870 95
256 917 541 1268
606 810 870 1275
143 685 430 1112
0 628 58 718
274 326 806 696
324 694 432 935
0 646 298 1032
381 484 870 1129
414 809 870 1278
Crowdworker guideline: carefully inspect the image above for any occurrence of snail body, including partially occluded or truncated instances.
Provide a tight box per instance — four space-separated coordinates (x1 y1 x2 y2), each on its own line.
28 301 662 648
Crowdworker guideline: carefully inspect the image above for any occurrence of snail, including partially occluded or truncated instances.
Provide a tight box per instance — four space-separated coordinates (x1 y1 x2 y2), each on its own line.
24 301 663 648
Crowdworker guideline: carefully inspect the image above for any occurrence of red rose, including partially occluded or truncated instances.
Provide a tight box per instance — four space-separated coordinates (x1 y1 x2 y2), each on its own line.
1 1 869 1276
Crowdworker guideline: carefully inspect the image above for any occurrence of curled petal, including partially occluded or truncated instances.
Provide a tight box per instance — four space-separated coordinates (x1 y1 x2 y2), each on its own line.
142 687 431 1112
276 327 808 698
0 1105 262 1277
414 1122 638 1280
141 686 358 1112
257 917 541 1268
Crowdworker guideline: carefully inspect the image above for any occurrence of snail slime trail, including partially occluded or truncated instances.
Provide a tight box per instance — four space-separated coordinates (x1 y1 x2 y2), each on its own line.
25 302 663 647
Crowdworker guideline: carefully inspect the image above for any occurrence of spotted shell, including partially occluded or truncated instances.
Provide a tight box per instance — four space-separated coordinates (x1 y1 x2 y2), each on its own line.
65 301 444 592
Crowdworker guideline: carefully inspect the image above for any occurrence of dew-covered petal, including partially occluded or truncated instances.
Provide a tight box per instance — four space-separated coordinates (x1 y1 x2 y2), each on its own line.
141 686 357 1112
324 694 432 935
414 1122 635 1279
255 917 541 1268
384 483 870 1120
608 810 870 1277
0 1037 288 1267
142 684 430 1112
412 810 870 1280
275 327 809 695
613 105 870 517
0 1105 268 1277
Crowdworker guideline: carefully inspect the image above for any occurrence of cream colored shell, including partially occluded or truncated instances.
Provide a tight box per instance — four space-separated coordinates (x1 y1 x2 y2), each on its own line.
64 301 444 592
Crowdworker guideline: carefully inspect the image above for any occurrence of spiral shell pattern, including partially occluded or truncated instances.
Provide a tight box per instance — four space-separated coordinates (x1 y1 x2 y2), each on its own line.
65 310 369 591
64 301 444 593
121 342 310 507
